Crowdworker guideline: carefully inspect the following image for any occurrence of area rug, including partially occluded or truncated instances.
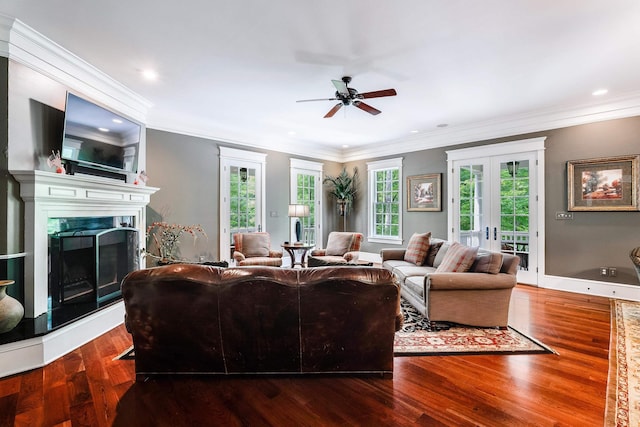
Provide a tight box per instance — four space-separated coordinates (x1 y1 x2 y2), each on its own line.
394 299 555 356
116 300 554 360
605 299 640 427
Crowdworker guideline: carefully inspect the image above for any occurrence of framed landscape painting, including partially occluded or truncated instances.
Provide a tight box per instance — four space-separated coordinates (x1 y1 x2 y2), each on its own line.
407 173 442 211
567 155 640 211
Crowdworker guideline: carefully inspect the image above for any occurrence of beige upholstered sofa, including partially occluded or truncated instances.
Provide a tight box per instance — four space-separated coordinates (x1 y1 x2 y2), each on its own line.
381 236 519 328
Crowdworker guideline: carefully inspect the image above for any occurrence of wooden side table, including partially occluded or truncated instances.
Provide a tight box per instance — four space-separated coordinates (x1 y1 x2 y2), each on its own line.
281 243 314 268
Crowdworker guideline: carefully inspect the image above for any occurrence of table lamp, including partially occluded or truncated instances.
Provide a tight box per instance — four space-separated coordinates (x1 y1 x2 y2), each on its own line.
288 204 310 242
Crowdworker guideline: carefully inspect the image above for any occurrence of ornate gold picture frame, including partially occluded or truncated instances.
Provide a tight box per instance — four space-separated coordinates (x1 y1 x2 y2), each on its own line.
407 173 442 212
567 155 639 211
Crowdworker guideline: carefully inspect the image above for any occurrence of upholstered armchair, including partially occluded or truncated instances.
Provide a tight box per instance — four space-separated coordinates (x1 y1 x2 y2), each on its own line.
307 232 363 267
232 232 283 267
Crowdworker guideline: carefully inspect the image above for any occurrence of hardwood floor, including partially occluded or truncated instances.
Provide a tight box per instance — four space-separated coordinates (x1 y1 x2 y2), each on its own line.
0 285 612 426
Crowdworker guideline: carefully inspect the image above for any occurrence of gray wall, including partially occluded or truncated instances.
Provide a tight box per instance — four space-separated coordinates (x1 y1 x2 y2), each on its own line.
148 115 640 284
145 129 341 262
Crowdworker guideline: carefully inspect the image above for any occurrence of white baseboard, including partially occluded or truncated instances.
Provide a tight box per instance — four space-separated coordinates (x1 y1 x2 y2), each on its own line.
0 301 125 379
542 275 640 301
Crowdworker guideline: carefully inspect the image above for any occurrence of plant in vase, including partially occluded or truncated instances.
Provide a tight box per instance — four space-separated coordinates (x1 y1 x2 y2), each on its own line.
323 167 359 230
146 221 207 264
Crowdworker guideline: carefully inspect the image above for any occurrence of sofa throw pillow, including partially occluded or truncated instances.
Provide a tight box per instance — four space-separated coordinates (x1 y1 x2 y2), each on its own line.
242 233 270 257
425 239 445 267
432 241 451 268
435 242 478 273
404 232 431 265
471 251 503 274
325 232 355 256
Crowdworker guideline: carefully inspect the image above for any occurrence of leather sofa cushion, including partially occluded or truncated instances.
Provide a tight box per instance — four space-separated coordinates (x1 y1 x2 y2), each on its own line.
404 232 431 265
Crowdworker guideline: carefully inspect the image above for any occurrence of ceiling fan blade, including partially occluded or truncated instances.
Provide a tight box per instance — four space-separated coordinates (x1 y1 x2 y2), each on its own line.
296 98 337 103
359 88 397 99
324 103 343 118
331 79 349 95
353 101 381 115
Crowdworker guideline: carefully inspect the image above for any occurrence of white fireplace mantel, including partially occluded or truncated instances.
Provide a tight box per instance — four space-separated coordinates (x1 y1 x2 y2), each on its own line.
11 170 158 317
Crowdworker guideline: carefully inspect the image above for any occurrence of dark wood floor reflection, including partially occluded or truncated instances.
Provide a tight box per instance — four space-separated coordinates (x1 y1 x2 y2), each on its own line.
0 285 611 426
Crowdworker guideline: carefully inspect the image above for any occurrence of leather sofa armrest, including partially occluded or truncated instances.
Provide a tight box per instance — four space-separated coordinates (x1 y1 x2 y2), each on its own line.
426 272 516 290
380 248 406 262
310 249 326 256
232 251 245 262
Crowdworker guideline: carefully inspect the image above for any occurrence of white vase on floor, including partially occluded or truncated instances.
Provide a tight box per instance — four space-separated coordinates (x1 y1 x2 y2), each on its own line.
0 280 24 334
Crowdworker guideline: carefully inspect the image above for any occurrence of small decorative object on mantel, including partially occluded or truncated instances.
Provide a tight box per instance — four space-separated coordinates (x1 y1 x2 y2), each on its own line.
46 150 65 174
134 170 148 186
0 280 24 334
145 222 207 264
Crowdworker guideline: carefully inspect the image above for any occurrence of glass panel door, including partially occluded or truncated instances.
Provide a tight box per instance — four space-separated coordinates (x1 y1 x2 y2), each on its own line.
219 147 266 262
452 151 538 285
456 162 489 248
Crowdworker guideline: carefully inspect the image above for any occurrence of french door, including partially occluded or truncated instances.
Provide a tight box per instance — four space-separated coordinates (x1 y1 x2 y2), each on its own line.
219 147 266 262
447 138 545 285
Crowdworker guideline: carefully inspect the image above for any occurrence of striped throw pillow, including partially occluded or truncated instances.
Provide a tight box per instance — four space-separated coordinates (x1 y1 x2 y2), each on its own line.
403 232 431 265
435 242 478 272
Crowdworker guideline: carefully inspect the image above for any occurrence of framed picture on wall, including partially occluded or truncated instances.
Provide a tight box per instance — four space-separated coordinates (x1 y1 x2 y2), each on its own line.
567 154 640 211
407 173 442 211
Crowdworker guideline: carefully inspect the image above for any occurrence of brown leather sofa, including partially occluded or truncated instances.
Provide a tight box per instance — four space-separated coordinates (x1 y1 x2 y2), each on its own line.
122 265 402 380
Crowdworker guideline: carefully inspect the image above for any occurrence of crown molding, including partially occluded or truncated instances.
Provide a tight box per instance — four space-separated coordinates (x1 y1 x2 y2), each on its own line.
342 92 640 162
0 14 152 122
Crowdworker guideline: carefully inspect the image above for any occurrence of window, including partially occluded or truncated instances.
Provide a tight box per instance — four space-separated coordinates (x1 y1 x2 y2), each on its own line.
290 159 322 246
367 158 403 244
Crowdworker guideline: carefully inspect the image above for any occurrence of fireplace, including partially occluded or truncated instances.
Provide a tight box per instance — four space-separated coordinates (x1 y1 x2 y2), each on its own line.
49 218 139 307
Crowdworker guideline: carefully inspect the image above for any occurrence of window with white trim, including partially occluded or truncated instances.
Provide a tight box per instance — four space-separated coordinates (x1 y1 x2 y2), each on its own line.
367 158 403 244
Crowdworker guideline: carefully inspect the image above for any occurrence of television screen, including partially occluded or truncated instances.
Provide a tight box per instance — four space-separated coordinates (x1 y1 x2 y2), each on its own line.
61 92 141 174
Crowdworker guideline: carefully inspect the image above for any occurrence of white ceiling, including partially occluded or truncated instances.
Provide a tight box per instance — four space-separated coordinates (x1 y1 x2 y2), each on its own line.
2 0 640 161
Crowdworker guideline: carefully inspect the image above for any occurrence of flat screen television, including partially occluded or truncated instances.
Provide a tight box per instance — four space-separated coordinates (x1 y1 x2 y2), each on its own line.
61 92 142 176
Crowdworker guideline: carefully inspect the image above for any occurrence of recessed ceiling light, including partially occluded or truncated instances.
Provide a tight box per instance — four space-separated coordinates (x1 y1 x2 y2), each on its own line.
288 131 296 136
592 89 608 96
98 127 109 132
342 145 349 149
410 130 419 134
141 69 158 81
112 118 123 124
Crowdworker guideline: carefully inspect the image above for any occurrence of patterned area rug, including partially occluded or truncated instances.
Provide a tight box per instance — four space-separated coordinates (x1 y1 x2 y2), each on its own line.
394 299 555 356
605 299 640 426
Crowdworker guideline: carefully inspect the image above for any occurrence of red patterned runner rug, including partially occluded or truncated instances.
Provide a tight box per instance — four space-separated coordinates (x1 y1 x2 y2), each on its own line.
394 300 554 356
605 299 640 426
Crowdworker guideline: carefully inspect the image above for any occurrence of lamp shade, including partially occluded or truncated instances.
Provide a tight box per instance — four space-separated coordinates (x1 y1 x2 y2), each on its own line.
288 204 310 217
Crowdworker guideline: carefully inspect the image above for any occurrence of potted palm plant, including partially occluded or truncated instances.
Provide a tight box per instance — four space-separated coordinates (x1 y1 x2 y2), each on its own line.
323 167 359 230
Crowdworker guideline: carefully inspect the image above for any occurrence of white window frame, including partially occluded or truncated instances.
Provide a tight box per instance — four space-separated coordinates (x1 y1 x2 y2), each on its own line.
367 157 403 245
290 158 323 247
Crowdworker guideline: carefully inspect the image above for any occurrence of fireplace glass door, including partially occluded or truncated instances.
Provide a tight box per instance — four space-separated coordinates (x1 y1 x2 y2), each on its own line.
49 227 138 306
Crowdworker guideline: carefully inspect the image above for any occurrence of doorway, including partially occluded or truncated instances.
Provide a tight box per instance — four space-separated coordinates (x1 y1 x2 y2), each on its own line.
447 138 545 285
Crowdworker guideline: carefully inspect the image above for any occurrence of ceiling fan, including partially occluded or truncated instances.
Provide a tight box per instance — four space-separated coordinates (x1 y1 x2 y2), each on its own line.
296 76 397 118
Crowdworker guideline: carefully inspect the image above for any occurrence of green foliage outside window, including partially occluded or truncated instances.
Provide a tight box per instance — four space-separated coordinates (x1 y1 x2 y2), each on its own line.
373 168 400 237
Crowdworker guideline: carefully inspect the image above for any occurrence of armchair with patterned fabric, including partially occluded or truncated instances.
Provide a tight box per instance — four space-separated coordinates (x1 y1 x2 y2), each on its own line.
232 232 283 267
307 232 363 267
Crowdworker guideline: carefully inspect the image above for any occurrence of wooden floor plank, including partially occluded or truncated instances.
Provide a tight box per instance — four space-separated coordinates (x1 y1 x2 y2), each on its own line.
0 284 613 426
